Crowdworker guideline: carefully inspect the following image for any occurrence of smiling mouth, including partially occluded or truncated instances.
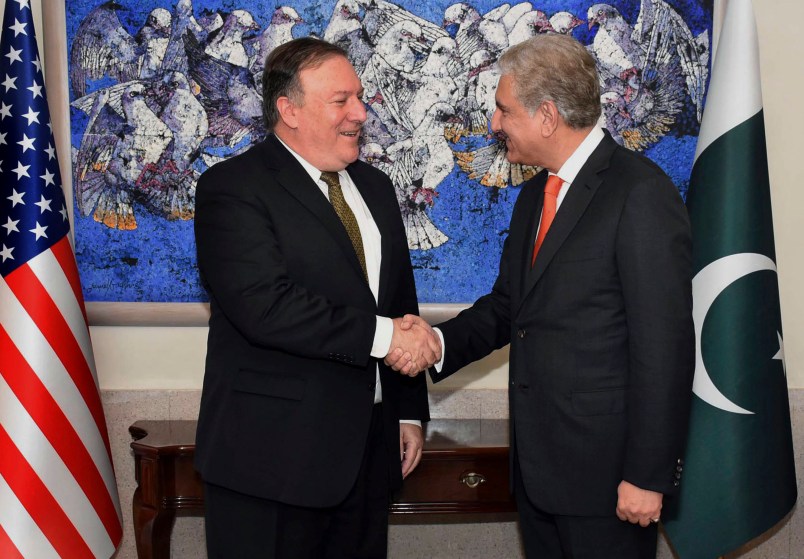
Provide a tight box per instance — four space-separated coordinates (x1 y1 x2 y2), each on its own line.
341 130 361 138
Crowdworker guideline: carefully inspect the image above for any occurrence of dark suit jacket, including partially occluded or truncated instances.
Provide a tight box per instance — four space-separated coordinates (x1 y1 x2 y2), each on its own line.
432 132 694 516
194 134 429 508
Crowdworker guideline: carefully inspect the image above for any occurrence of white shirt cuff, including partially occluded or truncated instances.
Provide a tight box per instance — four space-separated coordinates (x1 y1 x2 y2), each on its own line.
400 420 422 427
433 327 445 372
371 316 394 358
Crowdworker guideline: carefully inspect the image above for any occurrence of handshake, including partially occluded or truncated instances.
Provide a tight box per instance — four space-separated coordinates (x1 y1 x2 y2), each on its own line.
384 315 441 377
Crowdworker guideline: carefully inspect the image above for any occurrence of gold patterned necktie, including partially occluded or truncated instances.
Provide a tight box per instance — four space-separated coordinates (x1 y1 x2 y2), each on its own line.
320 171 368 282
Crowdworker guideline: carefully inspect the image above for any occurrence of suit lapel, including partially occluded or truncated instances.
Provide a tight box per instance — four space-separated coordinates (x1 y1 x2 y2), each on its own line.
517 135 617 316
509 173 546 306
261 136 367 283
349 162 393 311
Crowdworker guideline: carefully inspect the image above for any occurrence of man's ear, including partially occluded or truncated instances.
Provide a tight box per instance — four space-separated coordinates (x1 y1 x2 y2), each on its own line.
276 96 298 129
539 100 559 137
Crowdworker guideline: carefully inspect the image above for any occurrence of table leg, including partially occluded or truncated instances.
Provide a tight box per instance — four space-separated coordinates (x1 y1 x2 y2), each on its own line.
132 487 177 559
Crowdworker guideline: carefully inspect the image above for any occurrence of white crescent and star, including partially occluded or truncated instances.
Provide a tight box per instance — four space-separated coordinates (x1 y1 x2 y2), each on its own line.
692 252 785 415
773 332 786 377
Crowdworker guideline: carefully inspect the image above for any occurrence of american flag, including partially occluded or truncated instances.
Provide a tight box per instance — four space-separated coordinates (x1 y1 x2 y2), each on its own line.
0 1 123 557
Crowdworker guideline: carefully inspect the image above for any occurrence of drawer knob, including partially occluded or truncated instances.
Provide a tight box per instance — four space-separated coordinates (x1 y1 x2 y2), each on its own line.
460 472 486 489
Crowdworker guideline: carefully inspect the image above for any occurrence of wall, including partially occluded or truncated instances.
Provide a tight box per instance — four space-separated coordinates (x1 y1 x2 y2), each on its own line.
4 0 798 390
72 0 803 392
755 0 804 391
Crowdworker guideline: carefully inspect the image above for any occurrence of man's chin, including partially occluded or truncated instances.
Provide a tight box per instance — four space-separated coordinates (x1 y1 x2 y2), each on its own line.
505 152 536 167
346 148 361 162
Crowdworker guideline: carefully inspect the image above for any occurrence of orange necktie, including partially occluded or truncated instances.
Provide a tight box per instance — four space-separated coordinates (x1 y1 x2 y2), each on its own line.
531 175 563 267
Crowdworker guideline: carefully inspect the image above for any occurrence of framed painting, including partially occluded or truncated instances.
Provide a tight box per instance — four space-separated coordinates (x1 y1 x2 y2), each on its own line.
64 0 713 324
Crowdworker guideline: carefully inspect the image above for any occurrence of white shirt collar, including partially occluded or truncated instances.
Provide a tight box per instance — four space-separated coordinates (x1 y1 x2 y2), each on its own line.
274 133 347 184
554 124 605 185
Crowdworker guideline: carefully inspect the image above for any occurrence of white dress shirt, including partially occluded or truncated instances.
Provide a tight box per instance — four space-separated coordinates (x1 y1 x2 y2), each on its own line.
550 124 605 211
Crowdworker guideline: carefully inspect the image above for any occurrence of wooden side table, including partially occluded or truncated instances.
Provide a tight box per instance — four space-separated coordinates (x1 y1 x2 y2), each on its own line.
129 418 513 558
129 421 202 559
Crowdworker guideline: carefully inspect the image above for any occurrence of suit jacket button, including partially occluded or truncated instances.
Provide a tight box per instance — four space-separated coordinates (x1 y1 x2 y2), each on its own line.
676 465 683 472
674 472 682 479
677 458 684 465
517 329 526 339
673 480 680 487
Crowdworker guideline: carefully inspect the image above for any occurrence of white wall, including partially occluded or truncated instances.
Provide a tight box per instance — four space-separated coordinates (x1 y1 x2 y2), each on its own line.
755 0 804 389
7 0 801 390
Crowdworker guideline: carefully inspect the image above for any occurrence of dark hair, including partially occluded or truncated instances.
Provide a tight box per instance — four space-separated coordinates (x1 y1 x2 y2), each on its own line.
261 37 349 129
498 34 601 129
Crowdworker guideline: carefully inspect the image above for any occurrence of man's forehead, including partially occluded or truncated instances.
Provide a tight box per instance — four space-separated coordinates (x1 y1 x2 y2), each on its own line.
299 57 362 91
495 75 516 100
497 73 515 89
300 55 354 76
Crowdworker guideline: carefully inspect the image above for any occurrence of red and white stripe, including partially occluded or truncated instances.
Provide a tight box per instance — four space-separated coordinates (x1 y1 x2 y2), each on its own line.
0 237 122 558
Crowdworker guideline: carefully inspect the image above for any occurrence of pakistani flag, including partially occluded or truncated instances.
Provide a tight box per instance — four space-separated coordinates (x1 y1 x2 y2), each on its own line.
662 0 797 557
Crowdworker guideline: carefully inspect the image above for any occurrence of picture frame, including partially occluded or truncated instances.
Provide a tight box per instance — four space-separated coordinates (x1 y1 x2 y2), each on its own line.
48 0 712 324
85 301 466 326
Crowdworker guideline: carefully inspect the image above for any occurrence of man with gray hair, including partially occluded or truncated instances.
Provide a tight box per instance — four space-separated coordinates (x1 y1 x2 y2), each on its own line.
391 33 695 558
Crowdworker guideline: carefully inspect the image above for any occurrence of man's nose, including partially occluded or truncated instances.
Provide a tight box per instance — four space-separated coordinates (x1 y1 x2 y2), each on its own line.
490 109 501 132
350 97 367 123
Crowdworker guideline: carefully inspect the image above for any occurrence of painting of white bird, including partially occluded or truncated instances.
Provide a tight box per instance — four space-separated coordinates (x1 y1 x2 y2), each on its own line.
67 0 711 303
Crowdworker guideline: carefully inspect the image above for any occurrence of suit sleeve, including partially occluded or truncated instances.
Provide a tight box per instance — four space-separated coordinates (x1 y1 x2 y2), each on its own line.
428 176 546 381
194 162 376 366
617 175 695 495
431 236 513 383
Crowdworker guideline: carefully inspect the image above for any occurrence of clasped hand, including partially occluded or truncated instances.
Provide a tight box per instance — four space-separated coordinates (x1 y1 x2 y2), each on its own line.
616 480 663 527
384 315 441 377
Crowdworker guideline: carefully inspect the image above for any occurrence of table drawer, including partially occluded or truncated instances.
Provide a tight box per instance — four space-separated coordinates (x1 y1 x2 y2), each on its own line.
391 452 515 514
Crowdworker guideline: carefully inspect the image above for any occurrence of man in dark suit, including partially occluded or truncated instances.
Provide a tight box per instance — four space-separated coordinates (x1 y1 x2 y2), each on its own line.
194 38 439 558
391 34 694 558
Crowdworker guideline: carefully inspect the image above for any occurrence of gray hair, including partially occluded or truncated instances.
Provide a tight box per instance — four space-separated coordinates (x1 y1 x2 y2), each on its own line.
261 37 348 130
498 34 601 129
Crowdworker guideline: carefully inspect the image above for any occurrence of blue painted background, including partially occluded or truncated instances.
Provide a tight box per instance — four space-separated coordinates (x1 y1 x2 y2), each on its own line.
67 0 712 303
